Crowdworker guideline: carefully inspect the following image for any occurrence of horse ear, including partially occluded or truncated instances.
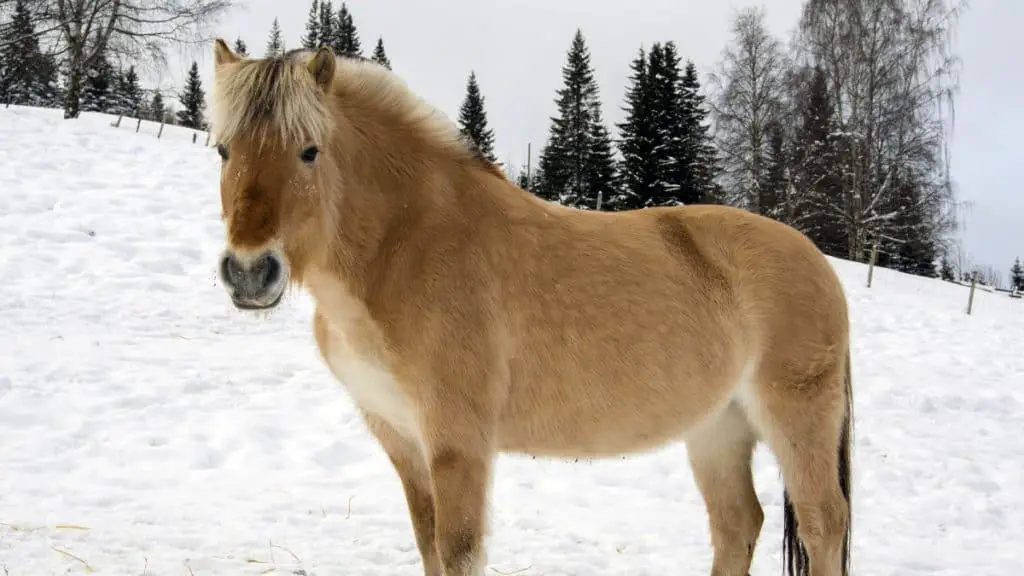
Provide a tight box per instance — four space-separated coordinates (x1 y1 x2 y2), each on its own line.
213 38 240 67
308 47 336 89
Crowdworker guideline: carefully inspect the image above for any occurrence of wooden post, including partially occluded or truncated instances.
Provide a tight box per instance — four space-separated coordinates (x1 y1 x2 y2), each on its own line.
204 131 211 146
112 114 123 127
525 142 532 186
136 117 142 133
967 271 978 315
157 121 165 139
866 243 879 288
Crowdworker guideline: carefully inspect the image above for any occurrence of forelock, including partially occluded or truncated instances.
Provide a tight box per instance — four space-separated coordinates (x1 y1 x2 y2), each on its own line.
211 50 334 148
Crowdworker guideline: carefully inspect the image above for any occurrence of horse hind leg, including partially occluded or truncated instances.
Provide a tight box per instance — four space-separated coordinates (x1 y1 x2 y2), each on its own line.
752 354 853 576
685 400 764 576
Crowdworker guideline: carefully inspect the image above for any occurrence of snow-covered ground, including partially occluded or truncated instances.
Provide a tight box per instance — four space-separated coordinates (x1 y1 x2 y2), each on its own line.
1 105 1022 575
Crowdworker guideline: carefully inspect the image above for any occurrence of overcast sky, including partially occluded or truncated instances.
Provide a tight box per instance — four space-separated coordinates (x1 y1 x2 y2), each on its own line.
156 0 1021 275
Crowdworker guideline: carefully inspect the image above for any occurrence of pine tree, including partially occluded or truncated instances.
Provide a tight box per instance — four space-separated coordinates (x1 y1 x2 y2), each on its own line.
176 61 206 129
535 29 616 208
1010 257 1024 292
80 32 117 114
789 65 845 257
650 41 687 206
150 91 166 122
234 37 249 56
0 0 58 107
759 119 788 220
334 3 362 57
371 37 391 70
117 66 142 115
939 255 956 282
585 103 619 210
303 0 321 49
319 0 336 53
677 60 717 205
457 71 497 163
266 18 285 57
614 46 659 211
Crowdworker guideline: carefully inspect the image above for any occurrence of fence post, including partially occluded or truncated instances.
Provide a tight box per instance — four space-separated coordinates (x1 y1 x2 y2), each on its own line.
967 271 978 315
205 131 211 146
136 117 142 133
157 121 165 139
866 243 879 288
192 132 197 144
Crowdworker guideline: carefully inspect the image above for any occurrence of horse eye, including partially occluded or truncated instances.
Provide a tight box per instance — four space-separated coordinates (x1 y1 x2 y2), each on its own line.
300 146 319 163
216 143 228 161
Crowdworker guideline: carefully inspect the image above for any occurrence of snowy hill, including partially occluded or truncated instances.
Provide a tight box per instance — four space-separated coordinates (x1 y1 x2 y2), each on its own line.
1 105 1022 575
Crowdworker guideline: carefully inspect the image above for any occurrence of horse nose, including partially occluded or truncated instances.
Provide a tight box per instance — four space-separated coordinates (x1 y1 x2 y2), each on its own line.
219 250 282 299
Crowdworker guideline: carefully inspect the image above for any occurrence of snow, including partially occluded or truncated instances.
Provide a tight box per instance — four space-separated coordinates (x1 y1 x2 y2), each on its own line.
1 104 1022 575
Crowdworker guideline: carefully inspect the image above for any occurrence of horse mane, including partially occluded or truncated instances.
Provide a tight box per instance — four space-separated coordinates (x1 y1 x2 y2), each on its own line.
210 47 496 177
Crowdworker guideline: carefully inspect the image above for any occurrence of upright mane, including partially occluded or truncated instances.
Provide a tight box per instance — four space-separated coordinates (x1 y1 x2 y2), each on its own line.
210 46 490 172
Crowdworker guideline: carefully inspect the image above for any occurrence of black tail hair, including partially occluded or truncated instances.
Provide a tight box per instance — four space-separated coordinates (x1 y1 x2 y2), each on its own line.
782 350 853 576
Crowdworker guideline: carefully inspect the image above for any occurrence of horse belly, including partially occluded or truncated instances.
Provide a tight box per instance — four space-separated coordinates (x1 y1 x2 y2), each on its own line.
319 323 420 442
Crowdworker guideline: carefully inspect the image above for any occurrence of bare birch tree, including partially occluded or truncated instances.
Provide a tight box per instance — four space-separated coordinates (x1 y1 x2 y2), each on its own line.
793 0 963 267
707 6 790 213
20 0 233 118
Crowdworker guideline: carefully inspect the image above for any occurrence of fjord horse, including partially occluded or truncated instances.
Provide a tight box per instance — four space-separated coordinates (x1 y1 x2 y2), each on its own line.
208 40 852 576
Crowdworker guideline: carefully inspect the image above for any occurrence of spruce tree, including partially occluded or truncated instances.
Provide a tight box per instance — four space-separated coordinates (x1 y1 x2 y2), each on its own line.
303 0 321 49
319 0 336 53
759 120 788 220
457 71 497 163
585 103 619 210
371 37 391 70
939 255 956 282
233 38 248 56
614 46 659 210
789 65 845 257
535 29 615 208
650 41 686 206
677 60 717 205
150 91 166 122
334 3 362 57
176 61 206 129
117 66 141 115
1011 257 1023 291
80 33 117 114
0 0 58 107
266 18 285 57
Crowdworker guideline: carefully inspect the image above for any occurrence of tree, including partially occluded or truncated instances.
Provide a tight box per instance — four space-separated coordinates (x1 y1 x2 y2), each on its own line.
708 6 789 213
303 0 321 49
787 64 846 256
80 31 117 114
0 0 59 107
333 2 361 57
265 17 284 57
457 71 497 163
319 0 335 53
233 37 248 56
939 255 955 282
150 90 166 122
650 41 687 206
794 0 963 265
677 60 717 205
40 0 232 119
1011 258 1024 292
176 60 205 129
371 36 391 69
615 46 660 210
117 65 141 115
535 29 617 209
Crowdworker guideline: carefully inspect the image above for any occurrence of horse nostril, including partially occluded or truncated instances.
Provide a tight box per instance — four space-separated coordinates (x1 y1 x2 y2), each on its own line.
220 253 245 288
252 253 281 289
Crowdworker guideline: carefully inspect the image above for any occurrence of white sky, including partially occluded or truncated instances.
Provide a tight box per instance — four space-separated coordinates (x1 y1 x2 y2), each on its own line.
153 0 1022 274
